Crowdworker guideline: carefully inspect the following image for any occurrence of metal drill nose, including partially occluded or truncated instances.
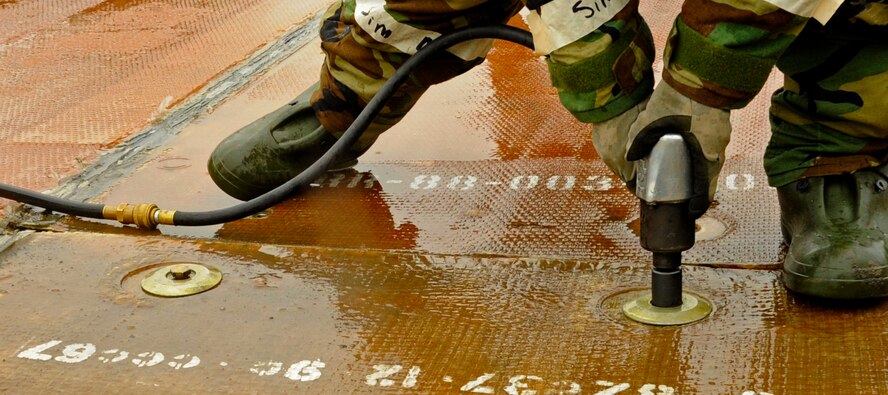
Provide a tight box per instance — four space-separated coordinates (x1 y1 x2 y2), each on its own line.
622 133 713 326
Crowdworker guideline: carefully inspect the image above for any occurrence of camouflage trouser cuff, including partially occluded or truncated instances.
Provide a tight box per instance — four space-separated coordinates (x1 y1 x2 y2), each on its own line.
765 114 888 187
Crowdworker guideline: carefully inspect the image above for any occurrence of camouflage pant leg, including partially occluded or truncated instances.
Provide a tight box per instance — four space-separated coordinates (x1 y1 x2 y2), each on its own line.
310 0 523 152
764 27 888 187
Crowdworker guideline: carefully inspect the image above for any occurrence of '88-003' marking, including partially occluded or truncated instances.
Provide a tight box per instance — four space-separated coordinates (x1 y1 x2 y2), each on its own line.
312 173 758 193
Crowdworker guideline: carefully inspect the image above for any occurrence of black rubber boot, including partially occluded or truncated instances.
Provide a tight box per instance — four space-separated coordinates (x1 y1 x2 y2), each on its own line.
779 163 888 299
208 83 362 201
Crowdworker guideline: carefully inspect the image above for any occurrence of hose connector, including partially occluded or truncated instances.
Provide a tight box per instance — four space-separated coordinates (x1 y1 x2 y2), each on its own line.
102 203 176 229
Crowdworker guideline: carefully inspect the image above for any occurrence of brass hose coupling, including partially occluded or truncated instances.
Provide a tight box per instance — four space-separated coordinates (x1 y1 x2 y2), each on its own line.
102 203 176 229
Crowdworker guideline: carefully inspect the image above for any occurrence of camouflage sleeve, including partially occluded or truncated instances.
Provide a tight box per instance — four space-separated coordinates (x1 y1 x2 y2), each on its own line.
541 0 808 122
663 0 809 110
763 2 888 186
544 0 656 123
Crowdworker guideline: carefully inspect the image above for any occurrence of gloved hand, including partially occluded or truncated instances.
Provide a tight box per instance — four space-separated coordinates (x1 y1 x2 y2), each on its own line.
592 82 732 215
592 97 648 185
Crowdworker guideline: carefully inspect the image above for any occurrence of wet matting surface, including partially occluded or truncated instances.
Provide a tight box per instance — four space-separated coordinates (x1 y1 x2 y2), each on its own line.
0 0 329 193
1 232 887 394
2 1 887 394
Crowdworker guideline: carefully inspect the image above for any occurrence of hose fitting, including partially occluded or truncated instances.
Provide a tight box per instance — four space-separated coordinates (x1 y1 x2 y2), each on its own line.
102 203 176 229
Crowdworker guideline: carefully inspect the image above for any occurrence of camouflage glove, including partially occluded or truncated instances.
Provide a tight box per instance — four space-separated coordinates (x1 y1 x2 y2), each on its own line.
593 82 731 215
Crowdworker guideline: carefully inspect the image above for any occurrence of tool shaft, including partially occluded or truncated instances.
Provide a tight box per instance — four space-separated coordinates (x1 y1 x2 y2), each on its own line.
651 253 683 307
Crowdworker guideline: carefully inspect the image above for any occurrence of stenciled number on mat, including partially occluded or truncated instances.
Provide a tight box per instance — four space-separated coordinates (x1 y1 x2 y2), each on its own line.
17 340 200 370
365 365 422 388
16 339 775 393
314 173 757 193
249 360 326 382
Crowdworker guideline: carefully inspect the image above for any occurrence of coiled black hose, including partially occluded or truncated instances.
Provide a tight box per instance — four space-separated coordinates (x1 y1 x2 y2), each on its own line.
0 25 534 227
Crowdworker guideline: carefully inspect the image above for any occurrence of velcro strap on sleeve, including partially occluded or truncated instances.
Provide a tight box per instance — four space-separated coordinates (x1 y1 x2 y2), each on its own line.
669 18 776 94
546 27 636 93
558 74 652 123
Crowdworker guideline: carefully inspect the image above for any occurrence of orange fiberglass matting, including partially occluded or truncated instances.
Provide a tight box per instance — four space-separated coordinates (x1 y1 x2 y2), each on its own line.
0 0 329 192
3 1 886 394
0 232 886 394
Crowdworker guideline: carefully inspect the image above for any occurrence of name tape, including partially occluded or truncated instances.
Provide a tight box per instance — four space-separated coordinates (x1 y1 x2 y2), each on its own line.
761 0 844 24
354 0 493 61
765 0 844 25
526 0 631 55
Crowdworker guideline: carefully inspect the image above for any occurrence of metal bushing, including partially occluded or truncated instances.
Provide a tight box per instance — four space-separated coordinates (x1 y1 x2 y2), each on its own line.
141 263 222 297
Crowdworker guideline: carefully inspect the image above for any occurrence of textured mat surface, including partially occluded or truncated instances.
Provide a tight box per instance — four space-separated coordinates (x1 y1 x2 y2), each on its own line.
5 2 882 394
0 232 885 394
0 0 328 191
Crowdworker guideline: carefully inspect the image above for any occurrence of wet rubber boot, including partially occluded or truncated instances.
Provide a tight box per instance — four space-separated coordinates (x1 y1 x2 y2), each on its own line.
208 83 363 201
778 164 888 299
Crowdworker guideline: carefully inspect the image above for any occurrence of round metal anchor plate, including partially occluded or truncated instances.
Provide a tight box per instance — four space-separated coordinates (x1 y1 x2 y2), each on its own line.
695 216 728 241
140 263 222 297
620 289 713 326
